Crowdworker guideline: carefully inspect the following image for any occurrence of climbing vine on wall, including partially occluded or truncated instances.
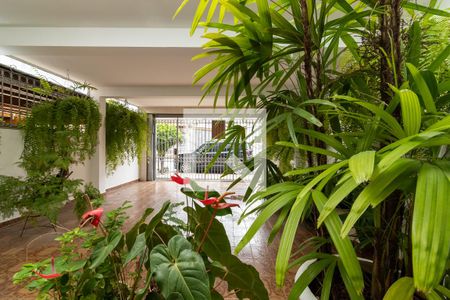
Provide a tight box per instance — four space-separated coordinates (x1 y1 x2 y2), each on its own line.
105 100 147 173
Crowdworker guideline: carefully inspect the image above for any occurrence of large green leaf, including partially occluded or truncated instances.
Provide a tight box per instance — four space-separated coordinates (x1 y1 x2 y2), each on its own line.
150 235 210 300
384 277 415 300
406 63 437 113
273 160 349 285
378 131 442 171
145 201 171 243
188 204 269 300
126 207 154 250
412 164 450 293
288 258 335 300
186 204 231 262
348 151 376 184
90 231 122 269
341 159 421 237
124 232 147 265
318 175 359 226
235 189 300 253
210 256 269 300
398 89 422 136
313 191 364 295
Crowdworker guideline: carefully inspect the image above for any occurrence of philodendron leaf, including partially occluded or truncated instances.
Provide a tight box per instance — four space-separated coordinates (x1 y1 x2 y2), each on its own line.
186 204 231 262
126 207 154 250
124 232 147 265
188 204 269 300
150 235 211 300
210 256 269 300
145 201 171 244
348 151 376 184
90 231 122 269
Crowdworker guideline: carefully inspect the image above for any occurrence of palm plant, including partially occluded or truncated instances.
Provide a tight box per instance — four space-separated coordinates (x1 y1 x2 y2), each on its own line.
177 0 450 298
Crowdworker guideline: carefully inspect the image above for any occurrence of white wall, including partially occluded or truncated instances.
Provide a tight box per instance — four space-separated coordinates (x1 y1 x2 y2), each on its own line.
105 157 140 190
0 127 94 182
0 128 26 177
0 127 96 223
0 127 141 190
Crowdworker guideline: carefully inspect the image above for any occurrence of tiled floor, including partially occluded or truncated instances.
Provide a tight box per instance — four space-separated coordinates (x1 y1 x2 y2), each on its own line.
0 181 312 299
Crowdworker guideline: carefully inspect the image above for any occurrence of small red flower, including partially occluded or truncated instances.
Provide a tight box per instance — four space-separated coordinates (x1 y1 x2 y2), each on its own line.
81 207 104 227
197 191 239 210
211 202 240 210
199 189 219 206
171 173 190 185
34 257 61 279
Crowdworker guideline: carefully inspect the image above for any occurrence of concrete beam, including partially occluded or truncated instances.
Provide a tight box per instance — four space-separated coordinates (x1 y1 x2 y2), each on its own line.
0 27 204 48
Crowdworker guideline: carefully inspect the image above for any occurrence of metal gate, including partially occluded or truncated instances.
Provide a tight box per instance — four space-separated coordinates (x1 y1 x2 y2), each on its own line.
154 115 255 181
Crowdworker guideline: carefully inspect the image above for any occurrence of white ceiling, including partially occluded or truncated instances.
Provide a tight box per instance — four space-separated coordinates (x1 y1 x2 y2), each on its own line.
13 47 206 86
0 0 220 108
0 0 197 27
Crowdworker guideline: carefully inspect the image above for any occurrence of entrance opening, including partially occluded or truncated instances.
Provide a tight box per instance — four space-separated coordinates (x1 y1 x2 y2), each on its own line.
154 116 255 181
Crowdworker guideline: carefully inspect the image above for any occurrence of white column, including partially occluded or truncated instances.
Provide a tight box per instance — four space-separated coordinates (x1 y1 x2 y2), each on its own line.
91 96 107 193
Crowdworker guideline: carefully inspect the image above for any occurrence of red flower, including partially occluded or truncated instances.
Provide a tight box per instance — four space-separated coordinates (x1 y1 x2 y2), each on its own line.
199 189 219 206
81 207 104 227
171 173 190 185
34 257 61 279
211 202 240 210
198 191 239 210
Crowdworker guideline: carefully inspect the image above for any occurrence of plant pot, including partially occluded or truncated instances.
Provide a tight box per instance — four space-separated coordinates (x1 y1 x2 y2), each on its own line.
295 256 373 300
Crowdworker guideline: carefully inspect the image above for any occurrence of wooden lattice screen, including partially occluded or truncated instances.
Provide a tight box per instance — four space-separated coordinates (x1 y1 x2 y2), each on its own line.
0 64 57 127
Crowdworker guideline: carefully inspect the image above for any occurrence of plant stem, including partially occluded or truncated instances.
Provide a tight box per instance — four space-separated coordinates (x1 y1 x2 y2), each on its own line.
184 184 190 237
197 209 217 252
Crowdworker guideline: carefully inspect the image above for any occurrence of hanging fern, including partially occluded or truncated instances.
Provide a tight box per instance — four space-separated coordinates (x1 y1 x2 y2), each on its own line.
21 95 101 175
105 100 147 173
0 91 102 222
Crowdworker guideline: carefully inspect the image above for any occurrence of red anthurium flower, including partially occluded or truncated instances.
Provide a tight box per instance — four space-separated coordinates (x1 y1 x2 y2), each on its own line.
81 207 104 227
199 189 219 206
171 173 190 185
211 202 240 210
34 257 61 279
197 191 239 210
200 198 218 206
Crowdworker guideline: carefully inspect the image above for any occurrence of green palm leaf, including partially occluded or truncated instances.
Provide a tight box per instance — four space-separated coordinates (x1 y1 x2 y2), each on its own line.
383 277 415 300
313 191 364 295
349 150 376 184
275 161 348 285
341 159 421 237
318 175 359 226
406 63 437 113
399 89 422 136
412 163 450 293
